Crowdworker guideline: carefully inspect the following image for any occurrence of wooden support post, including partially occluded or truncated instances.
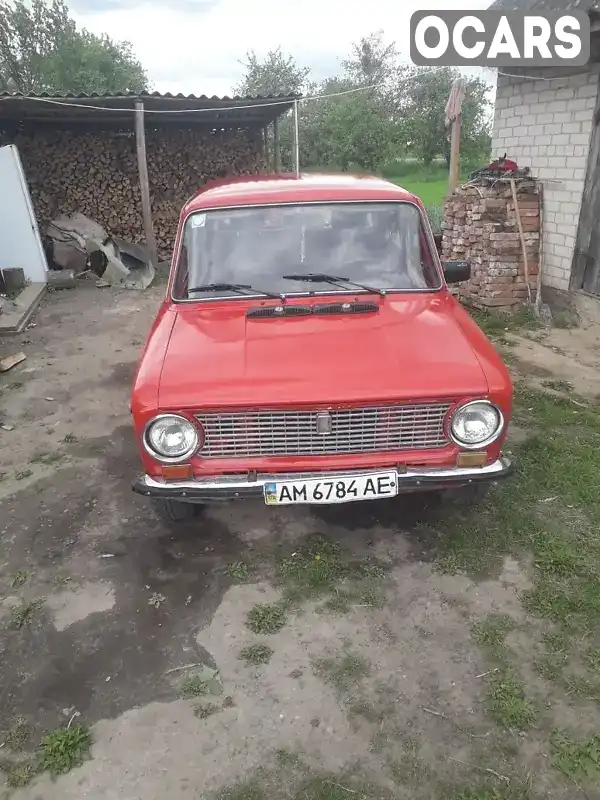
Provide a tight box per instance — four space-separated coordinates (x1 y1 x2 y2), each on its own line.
273 116 281 172
448 113 461 197
293 100 300 177
263 125 269 167
134 101 158 266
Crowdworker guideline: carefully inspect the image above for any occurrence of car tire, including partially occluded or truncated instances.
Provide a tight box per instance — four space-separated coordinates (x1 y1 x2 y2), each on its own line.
442 484 490 507
152 498 203 523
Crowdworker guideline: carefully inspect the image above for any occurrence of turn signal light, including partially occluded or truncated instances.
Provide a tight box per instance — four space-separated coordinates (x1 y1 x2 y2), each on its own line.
161 463 193 480
456 451 487 468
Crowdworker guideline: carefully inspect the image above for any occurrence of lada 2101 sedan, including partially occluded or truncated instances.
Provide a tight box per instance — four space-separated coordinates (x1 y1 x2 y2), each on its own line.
131 173 513 522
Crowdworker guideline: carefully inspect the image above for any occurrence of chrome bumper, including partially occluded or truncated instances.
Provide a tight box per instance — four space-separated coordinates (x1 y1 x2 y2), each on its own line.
132 456 513 504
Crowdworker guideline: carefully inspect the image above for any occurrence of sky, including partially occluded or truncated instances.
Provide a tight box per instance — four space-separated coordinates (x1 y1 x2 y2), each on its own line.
69 0 496 97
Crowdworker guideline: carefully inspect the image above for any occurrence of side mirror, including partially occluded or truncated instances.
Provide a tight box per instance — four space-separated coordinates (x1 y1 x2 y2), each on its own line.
443 260 471 284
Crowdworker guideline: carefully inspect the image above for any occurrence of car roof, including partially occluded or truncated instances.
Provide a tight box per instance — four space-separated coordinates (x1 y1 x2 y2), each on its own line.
183 172 420 212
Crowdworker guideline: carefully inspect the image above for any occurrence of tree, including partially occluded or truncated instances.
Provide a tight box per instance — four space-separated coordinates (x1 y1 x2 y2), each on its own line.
235 47 309 96
0 0 148 94
400 67 491 167
341 30 398 87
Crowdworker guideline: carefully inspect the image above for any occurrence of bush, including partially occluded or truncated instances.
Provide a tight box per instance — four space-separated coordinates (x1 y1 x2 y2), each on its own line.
425 205 443 235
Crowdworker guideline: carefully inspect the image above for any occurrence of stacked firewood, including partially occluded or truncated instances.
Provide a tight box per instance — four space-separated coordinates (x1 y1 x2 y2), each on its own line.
0 127 268 258
442 180 540 312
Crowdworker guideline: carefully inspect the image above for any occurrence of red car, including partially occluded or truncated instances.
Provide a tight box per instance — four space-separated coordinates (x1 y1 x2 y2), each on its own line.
131 173 513 522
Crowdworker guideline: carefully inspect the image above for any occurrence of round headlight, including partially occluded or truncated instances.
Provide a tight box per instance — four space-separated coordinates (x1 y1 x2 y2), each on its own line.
144 414 200 462
450 401 503 449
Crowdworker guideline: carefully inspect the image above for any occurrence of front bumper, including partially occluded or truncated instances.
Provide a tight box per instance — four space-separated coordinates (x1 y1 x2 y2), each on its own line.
132 456 513 504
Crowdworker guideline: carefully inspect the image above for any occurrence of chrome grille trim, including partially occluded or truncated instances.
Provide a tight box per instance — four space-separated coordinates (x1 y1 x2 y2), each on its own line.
195 403 451 459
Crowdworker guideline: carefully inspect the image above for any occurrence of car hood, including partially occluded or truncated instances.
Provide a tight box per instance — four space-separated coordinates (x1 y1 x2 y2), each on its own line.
158 294 489 408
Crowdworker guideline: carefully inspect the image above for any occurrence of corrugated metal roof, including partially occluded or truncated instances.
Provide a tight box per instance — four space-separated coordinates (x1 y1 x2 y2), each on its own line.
0 90 300 101
0 90 300 129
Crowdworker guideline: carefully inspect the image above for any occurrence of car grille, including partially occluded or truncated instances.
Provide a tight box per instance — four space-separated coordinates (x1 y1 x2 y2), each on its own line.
195 403 451 459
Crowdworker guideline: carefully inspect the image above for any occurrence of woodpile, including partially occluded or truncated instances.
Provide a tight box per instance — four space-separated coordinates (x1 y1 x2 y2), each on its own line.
0 127 268 258
442 179 540 312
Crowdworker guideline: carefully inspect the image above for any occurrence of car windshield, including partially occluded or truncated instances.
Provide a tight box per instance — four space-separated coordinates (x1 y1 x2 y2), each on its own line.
172 202 441 300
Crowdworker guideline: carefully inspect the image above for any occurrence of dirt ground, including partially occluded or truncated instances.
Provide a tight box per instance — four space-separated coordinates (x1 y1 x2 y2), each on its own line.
0 285 598 799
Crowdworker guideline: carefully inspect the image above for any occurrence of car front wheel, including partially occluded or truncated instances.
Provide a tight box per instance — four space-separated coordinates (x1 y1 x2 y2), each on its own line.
152 498 203 523
441 484 491 507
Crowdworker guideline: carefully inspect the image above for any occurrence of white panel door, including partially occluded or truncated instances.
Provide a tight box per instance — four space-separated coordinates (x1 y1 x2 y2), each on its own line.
0 144 48 283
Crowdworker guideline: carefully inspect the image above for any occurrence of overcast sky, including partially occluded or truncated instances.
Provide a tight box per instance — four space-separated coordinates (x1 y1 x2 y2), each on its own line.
70 0 495 96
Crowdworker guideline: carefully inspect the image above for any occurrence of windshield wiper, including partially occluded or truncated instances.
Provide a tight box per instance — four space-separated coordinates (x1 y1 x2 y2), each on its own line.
188 282 283 299
281 273 386 297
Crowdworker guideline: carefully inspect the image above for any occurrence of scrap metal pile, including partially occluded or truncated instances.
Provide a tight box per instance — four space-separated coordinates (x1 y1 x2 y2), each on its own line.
46 213 155 290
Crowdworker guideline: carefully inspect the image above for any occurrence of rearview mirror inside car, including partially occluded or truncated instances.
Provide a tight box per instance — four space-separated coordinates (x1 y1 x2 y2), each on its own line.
443 260 471 284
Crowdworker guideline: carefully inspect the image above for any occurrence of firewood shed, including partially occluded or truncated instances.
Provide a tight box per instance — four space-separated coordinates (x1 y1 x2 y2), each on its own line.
0 91 299 265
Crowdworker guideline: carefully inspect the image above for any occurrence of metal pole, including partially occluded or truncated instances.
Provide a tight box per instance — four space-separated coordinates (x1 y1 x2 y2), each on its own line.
293 99 300 177
134 101 158 267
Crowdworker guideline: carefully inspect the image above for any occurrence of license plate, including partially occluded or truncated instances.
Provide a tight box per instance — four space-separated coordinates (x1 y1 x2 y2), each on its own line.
263 471 398 505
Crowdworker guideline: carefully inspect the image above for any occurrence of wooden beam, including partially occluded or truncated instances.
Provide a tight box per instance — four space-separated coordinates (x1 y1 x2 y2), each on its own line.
263 125 269 167
134 101 158 267
447 113 461 197
570 81 600 292
273 116 281 171
293 100 300 177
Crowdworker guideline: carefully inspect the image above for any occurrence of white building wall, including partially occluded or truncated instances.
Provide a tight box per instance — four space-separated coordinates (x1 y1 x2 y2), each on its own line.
491 67 600 292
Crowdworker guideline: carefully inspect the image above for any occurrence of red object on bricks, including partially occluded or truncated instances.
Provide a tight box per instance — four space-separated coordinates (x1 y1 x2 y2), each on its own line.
487 154 519 173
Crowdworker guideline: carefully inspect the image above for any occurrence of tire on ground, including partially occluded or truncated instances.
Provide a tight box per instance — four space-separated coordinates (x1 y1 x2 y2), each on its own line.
152 498 203 523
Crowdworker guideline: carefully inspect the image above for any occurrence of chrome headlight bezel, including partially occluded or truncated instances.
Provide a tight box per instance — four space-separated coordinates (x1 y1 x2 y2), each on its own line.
449 400 504 450
143 413 201 463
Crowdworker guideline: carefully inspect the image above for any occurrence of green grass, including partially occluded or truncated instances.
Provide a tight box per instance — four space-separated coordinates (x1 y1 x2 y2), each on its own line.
11 570 29 588
551 730 600 781
182 676 211 697
434 382 600 731
486 672 537 730
10 598 43 629
227 561 250 581
4 763 35 788
277 534 387 610
14 469 33 480
218 779 267 800
40 723 92 776
239 643 274 666
451 787 532 800
390 747 432 785
278 535 345 601
472 615 517 651
30 450 64 465
313 652 370 694
194 703 221 719
276 749 303 769
246 603 287 634
4 716 30 751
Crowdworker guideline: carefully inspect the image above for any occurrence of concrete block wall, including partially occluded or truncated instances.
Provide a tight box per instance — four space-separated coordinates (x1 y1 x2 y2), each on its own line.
491 66 600 292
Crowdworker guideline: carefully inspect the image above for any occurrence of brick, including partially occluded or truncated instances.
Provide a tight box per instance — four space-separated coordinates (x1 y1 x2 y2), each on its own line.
577 83 599 98
544 123 562 135
546 100 569 112
552 134 575 145
570 133 592 145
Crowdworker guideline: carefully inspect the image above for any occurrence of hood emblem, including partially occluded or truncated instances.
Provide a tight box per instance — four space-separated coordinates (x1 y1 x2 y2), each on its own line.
316 411 332 435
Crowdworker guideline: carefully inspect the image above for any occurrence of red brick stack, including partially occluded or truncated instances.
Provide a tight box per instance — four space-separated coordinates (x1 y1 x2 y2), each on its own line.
441 179 540 312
